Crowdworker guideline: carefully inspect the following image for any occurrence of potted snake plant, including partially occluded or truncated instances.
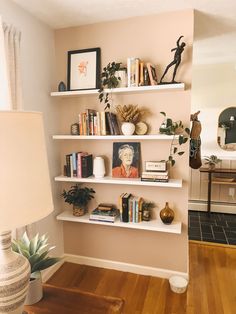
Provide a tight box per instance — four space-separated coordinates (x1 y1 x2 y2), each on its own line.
12 232 60 305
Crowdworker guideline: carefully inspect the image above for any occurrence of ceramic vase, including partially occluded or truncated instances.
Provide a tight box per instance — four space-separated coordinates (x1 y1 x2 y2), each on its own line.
93 156 105 178
24 274 43 305
121 122 135 135
0 231 30 313
160 202 174 224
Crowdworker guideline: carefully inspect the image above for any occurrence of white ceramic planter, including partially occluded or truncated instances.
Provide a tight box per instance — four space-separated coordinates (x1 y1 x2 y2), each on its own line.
121 122 135 135
24 275 43 305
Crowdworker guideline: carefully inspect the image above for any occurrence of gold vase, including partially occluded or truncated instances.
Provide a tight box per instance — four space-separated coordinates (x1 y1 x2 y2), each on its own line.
160 202 174 224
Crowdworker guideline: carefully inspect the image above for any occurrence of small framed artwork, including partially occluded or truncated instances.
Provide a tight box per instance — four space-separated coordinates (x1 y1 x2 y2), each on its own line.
112 142 141 178
67 47 101 91
146 62 158 85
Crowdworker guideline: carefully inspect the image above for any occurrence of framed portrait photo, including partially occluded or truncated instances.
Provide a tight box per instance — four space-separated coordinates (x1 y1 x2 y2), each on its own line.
146 62 158 85
67 47 101 91
112 142 141 178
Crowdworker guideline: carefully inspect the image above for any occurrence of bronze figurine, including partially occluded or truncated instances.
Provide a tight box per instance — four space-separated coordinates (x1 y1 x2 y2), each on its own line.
160 36 186 84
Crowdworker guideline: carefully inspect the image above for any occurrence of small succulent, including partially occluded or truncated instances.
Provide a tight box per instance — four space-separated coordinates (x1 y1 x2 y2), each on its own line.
116 104 143 124
204 155 221 166
12 232 60 278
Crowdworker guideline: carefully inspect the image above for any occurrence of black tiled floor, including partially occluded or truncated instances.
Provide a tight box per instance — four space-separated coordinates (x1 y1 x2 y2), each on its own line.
188 210 236 245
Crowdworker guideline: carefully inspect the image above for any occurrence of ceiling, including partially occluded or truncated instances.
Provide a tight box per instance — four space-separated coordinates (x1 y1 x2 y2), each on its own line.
12 0 236 64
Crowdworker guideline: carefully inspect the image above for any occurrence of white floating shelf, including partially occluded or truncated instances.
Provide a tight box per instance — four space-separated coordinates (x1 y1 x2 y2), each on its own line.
55 175 182 188
51 83 185 97
57 210 182 234
52 134 179 140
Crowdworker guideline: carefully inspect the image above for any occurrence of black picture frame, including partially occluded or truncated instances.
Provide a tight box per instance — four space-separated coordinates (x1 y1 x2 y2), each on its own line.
67 47 101 91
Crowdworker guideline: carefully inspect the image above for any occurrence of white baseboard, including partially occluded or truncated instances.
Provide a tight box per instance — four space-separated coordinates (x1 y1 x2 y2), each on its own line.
41 259 64 283
188 201 236 214
64 253 188 280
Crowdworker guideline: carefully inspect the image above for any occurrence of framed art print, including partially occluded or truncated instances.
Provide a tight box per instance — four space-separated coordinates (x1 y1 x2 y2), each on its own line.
112 142 140 178
67 47 101 91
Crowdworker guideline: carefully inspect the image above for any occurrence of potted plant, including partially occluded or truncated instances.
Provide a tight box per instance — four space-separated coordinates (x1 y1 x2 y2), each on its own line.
116 104 143 135
142 201 155 221
98 61 122 110
204 155 221 169
61 184 95 216
12 232 60 305
159 112 190 167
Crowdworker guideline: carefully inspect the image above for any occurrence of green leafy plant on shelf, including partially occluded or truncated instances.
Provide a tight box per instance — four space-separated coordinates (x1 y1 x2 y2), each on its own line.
61 184 95 208
12 232 60 279
159 112 190 167
98 62 122 110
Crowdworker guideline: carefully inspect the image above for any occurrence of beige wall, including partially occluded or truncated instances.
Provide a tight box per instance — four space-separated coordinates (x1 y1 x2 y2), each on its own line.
190 63 236 210
0 0 64 256
55 10 194 274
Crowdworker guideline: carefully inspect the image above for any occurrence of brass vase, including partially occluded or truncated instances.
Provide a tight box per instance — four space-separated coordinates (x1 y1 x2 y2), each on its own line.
160 202 174 224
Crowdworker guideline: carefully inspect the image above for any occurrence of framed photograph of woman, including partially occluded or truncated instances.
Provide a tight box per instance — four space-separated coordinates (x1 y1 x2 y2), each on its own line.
67 47 101 91
112 142 140 178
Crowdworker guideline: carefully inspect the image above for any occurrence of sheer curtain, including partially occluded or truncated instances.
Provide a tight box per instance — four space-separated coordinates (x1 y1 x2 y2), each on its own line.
0 15 22 110
0 16 34 238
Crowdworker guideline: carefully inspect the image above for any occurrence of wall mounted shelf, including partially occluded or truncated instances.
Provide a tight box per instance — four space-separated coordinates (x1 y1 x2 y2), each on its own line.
51 83 185 97
57 210 182 234
55 175 183 188
52 134 179 140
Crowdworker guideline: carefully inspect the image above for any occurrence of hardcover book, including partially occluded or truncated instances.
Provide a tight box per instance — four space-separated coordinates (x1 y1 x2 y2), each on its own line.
81 154 93 178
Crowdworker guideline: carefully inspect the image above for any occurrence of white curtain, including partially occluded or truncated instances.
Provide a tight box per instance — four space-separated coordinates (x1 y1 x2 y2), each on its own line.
0 16 22 110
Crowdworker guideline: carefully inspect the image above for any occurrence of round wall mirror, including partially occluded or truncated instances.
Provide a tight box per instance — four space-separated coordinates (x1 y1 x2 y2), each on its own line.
217 106 236 151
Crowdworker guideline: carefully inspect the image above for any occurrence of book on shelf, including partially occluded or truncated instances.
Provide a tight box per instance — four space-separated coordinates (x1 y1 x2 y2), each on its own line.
89 207 119 223
81 154 93 178
146 63 158 86
141 177 169 182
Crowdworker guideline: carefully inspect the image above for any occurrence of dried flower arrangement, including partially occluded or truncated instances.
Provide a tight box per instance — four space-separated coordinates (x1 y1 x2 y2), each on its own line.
116 104 143 124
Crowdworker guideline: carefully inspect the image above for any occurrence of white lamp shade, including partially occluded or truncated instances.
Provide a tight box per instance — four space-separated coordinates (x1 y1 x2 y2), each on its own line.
0 111 54 231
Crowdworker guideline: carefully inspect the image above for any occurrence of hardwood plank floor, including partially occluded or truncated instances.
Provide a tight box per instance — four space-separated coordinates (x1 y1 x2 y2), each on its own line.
47 242 236 314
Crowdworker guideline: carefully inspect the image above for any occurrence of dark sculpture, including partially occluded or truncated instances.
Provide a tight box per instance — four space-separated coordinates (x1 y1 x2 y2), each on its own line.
160 36 186 84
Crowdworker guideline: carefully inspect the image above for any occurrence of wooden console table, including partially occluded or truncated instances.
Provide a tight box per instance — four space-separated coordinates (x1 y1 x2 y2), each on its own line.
200 167 236 215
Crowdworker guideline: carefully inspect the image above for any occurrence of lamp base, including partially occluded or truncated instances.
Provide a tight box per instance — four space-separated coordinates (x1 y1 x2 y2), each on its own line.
0 231 30 314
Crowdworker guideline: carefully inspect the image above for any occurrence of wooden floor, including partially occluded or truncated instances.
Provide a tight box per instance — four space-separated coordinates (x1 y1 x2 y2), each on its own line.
48 242 236 314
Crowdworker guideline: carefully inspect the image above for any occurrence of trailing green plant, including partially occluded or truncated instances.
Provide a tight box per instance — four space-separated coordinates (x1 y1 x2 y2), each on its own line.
61 184 95 208
204 155 221 167
98 62 122 110
12 232 60 278
160 112 190 166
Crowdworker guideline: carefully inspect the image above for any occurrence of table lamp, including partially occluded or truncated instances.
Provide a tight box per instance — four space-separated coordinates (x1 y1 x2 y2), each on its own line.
0 111 54 314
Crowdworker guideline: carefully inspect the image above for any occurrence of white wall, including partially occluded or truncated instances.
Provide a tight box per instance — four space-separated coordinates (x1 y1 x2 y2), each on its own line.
0 0 64 256
192 62 236 160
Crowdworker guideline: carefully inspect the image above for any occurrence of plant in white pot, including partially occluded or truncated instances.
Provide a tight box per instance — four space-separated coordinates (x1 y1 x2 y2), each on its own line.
12 232 60 305
116 104 143 135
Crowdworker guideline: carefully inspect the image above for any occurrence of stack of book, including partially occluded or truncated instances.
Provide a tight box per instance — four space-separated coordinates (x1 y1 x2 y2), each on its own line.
141 171 169 182
64 152 93 178
119 193 144 223
127 57 158 87
77 109 120 136
89 203 119 223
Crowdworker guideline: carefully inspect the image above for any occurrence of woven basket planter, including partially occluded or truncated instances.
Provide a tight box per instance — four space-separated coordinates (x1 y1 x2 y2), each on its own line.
73 206 86 216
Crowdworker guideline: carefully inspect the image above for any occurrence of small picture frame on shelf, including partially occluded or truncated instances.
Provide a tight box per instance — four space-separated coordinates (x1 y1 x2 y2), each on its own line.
112 142 140 178
67 47 101 91
146 63 158 85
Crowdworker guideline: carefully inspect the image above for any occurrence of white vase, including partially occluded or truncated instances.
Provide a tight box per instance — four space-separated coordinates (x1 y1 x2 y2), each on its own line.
121 122 135 135
93 156 105 178
0 231 30 314
24 274 43 305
